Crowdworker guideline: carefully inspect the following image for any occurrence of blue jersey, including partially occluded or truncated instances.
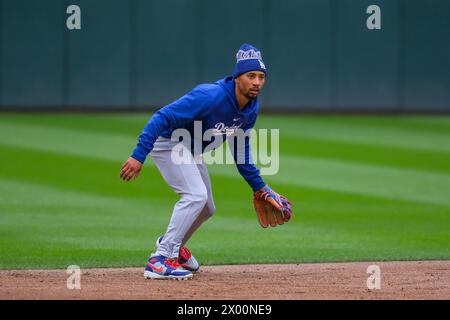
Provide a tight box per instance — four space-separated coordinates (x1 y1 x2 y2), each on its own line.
131 76 265 192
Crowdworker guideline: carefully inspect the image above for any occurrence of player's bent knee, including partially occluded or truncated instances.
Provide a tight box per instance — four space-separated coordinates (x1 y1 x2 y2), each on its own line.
207 205 216 217
186 190 208 207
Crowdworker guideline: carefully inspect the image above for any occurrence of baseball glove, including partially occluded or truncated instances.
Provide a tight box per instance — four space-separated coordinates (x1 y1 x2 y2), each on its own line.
253 185 292 228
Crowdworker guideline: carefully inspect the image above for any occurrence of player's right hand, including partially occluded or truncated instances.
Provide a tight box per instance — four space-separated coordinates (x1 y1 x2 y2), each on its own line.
120 157 143 181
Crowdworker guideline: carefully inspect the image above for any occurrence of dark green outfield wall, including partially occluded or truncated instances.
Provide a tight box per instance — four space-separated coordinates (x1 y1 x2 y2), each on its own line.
1 0 449 111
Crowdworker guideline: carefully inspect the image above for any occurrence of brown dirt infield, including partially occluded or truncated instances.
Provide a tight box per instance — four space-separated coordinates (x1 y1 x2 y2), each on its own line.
0 261 449 300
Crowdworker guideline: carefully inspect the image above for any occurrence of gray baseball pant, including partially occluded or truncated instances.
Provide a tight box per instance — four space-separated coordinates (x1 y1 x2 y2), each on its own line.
149 137 216 259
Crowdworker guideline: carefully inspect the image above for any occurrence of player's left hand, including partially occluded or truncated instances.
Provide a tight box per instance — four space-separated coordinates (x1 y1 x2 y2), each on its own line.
253 185 293 228
119 157 143 181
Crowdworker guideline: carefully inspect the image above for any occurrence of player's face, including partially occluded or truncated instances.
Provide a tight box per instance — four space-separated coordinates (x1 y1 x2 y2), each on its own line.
235 71 266 100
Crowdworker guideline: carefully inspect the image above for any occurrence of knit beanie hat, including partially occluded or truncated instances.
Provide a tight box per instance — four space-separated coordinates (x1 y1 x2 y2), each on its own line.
233 44 267 78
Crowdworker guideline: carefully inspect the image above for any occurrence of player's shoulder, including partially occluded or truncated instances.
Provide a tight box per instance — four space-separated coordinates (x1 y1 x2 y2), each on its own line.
190 83 226 102
193 83 223 95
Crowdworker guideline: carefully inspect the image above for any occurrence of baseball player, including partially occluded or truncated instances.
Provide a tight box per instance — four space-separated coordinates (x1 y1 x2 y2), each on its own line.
120 44 292 280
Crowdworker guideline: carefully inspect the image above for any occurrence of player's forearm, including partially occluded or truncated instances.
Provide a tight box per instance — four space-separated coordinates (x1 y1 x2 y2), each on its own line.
228 132 265 191
131 110 172 163
236 163 266 192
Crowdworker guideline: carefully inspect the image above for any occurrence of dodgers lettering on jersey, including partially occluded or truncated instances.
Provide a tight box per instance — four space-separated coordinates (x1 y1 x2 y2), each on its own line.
211 122 243 136
131 76 265 192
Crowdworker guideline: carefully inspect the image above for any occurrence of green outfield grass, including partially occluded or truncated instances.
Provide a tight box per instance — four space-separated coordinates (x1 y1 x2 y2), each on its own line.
0 113 449 269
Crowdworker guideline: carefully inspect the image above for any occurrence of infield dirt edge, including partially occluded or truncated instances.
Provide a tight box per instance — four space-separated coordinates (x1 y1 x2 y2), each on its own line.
1 260 449 300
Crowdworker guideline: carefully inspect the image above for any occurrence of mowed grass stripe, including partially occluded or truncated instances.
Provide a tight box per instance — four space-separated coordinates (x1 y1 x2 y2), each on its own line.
0 178 172 221
279 136 450 174
0 113 149 136
256 117 450 153
0 121 136 162
257 115 450 134
0 144 175 202
280 115 450 133
2 113 449 135
276 155 450 208
209 155 450 208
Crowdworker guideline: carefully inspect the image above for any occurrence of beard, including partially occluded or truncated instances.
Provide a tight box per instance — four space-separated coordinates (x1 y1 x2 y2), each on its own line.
242 88 259 100
245 92 257 100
